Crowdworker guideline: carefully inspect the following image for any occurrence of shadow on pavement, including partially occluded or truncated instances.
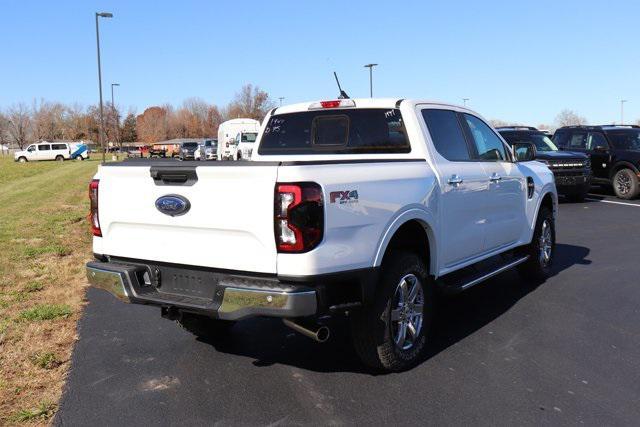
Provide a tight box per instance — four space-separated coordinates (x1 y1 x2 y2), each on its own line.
200 243 591 375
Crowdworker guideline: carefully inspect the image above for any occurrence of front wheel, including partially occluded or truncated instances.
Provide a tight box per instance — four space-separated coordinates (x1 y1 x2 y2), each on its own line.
518 206 555 281
18 157 27 163
350 251 433 372
612 168 639 200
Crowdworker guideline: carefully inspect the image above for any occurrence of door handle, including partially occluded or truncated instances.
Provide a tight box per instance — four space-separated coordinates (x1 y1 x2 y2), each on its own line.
489 173 502 182
448 175 463 186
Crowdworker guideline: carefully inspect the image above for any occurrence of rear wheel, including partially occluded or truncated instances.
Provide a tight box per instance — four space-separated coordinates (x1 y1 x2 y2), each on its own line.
518 206 555 281
55 155 64 162
350 251 433 372
176 313 235 340
612 168 639 200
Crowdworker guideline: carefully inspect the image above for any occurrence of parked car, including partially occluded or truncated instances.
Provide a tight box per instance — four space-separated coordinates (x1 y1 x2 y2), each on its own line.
553 125 640 199
497 126 592 201
85 98 557 371
148 145 167 158
197 139 218 161
178 141 200 161
234 131 258 160
14 142 89 162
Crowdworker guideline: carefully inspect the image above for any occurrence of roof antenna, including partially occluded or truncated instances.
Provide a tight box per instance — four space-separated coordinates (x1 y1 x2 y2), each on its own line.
333 72 350 99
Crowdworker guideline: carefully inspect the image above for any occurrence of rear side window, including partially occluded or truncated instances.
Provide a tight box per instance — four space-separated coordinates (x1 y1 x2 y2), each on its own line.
421 109 471 161
51 144 67 150
258 108 410 154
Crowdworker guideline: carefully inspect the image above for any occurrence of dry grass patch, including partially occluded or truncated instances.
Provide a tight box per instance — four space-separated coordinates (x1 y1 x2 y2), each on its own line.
0 158 99 425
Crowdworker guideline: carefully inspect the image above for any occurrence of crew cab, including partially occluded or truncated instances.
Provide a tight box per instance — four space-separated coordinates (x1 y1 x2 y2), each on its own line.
497 126 592 201
85 99 557 371
553 125 640 199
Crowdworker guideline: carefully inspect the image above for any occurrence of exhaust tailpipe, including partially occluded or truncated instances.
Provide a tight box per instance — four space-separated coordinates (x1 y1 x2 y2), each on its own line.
283 319 330 343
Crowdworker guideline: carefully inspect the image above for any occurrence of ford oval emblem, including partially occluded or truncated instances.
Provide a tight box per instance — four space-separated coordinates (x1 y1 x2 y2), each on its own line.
155 195 190 216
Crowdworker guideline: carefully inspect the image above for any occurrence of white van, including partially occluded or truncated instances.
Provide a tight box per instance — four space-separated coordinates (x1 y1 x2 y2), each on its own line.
14 142 90 162
217 119 260 160
234 131 259 160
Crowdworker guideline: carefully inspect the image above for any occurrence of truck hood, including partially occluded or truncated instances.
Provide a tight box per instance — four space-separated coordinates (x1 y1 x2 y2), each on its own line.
537 150 588 161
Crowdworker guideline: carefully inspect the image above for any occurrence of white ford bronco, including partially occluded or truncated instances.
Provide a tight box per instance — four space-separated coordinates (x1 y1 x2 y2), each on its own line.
86 98 557 371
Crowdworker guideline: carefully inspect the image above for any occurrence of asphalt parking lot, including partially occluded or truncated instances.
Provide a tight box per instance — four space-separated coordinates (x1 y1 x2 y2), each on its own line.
56 189 640 426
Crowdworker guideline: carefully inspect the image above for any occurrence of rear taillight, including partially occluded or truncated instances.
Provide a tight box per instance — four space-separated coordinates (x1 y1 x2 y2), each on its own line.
89 179 101 237
275 183 323 253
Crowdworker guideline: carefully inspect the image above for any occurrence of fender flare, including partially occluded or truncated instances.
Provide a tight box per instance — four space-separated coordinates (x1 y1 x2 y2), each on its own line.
372 205 437 274
609 161 640 179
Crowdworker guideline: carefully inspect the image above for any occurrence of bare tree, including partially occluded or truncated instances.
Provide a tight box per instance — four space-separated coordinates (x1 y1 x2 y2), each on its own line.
0 112 10 146
555 109 587 127
224 84 274 121
489 119 519 128
32 100 66 141
6 103 32 149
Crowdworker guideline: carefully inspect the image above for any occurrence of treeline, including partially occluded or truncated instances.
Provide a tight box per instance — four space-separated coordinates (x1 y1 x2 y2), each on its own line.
0 84 274 149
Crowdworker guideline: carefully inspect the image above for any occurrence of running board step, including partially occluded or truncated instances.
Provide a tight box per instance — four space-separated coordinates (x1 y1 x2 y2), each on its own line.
438 254 529 295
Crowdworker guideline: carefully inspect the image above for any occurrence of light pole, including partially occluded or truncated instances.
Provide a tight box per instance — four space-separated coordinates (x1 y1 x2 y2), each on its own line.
364 63 378 98
111 83 120 149
620 99 627 125
95 12 113 163
462 98 469 106
278 97 285 106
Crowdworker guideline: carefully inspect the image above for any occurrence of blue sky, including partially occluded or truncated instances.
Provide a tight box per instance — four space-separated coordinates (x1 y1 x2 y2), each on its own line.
1 0 639 125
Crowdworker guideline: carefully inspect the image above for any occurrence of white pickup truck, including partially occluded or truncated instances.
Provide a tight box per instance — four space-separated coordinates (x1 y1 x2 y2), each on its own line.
86 98 557 371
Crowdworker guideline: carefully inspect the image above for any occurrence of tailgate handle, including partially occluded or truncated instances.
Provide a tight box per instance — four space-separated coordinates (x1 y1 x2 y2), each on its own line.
150 166 198 186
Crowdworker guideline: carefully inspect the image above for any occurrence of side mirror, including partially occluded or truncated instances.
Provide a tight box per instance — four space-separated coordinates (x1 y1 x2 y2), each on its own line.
594 145 608 153
512 142 537 162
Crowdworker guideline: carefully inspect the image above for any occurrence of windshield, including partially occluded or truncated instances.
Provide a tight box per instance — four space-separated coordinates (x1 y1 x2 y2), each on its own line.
182 142 199 148
502 132 558 152
259 108 410 154
606 130 640 150
241 133 258 143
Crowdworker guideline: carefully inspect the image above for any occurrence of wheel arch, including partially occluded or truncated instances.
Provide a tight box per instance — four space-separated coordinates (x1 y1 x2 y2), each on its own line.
609 161 640 180
373 207 437 276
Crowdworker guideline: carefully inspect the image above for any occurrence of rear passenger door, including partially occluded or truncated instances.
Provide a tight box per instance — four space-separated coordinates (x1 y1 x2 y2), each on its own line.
461 114 527 252
36 144 51 160
420 108 489 268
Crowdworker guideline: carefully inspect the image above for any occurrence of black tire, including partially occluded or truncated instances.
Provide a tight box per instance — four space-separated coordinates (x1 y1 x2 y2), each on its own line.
612 168 639 200
350 251 434 372
55 155 64 162
18 157 27 163
517 206 555 281
176 313 235 340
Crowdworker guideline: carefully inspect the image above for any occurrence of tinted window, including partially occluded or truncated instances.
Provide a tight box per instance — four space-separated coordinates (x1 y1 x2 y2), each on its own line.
259 108 410 154
51 144 67 150
463 114 507 161
241 132 258 143
500 132 558 152
182 142 199 148
567 132 587 149
606 130 640 150
553 131 569 147
421 109 470 161
38 144 51 151
587 132 608 150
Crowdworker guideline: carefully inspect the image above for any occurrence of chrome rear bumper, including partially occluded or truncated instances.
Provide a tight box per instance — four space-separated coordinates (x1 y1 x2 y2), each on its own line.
86 261 317 321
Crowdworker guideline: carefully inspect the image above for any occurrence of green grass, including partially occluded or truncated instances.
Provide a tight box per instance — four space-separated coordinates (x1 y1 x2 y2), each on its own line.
10 401 56 422
29 352 60 370
18 304 72 321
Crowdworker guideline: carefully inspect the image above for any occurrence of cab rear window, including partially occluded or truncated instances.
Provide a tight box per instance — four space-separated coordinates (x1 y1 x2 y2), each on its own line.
258 108 410 154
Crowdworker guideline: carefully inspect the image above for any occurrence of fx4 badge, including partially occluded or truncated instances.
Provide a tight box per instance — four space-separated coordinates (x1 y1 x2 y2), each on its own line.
330 190 359 204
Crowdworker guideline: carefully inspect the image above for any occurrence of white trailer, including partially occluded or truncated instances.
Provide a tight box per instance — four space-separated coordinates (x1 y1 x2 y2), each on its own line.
217 118 260 160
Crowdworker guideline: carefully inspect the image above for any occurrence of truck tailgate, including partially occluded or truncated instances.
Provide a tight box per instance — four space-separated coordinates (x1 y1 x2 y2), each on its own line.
96 163 279 273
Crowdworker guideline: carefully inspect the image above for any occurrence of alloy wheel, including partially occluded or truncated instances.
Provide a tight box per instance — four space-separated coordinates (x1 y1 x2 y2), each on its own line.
390 274 424 351
538 219 553 266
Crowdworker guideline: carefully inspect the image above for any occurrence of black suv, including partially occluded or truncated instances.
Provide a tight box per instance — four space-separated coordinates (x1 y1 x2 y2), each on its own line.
497 127 592 201
553 125 640 199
